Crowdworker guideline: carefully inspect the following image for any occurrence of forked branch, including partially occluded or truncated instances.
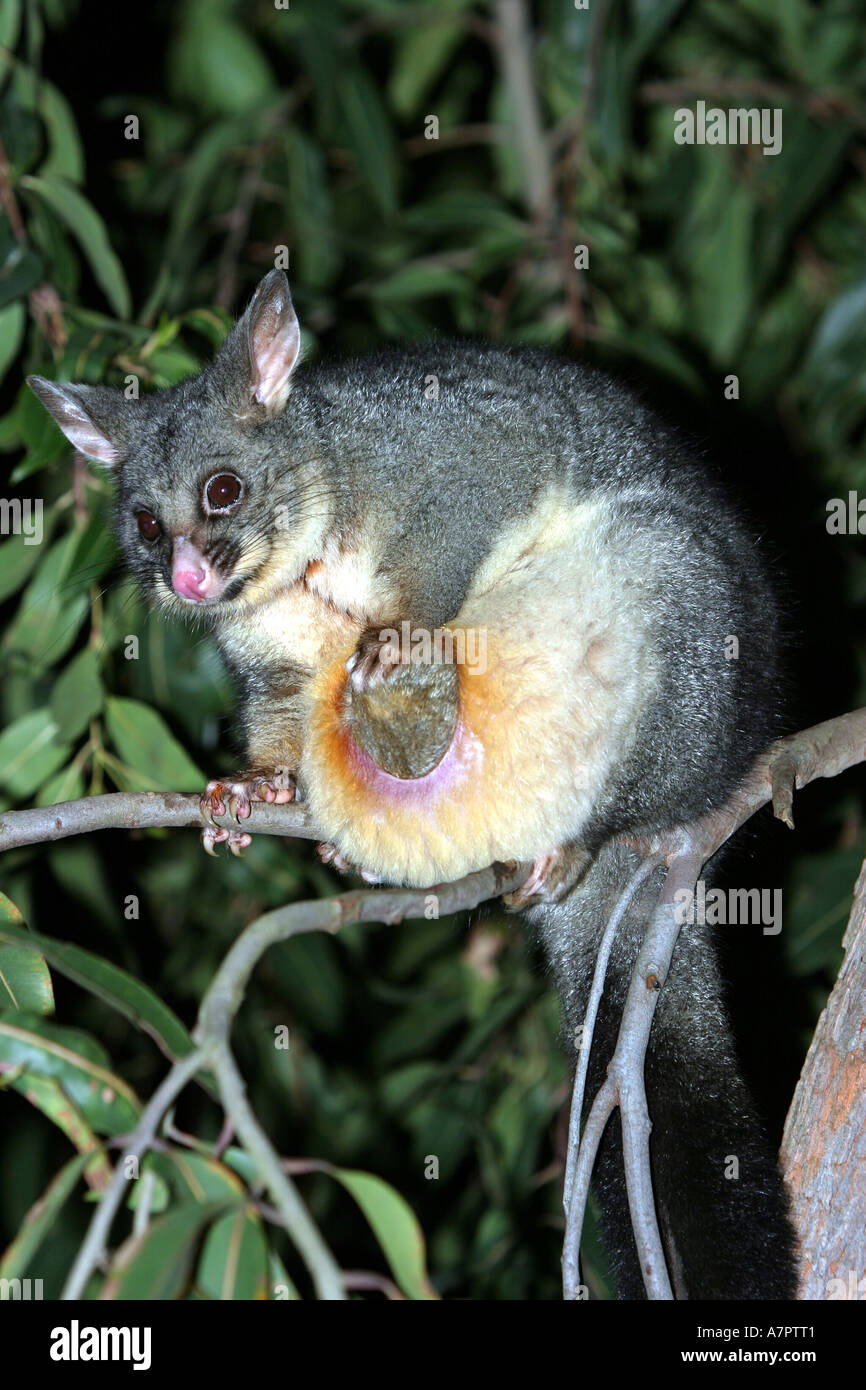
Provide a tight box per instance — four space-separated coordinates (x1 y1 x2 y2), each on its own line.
3 707 865 1299
562 707 866 1299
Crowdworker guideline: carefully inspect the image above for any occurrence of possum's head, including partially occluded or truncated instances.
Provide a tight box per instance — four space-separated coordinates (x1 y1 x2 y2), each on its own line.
28 271 328 617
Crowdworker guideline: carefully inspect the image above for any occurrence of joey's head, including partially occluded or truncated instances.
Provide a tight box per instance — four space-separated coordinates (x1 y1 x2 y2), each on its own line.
28 271 330 618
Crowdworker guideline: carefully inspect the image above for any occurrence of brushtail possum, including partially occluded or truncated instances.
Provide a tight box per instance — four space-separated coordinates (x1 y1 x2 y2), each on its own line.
29 269 797 1299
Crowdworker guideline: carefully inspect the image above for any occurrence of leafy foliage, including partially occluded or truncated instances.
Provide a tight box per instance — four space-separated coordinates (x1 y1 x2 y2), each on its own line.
0 0 863 1299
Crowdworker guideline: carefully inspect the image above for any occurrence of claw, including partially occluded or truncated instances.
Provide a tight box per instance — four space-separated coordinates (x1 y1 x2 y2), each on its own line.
346 629 401 692
318 841 351 873
200 784 226 825
227 789 251 821
201 825 230 856
503 843 592 909
201 825 251 858
359 866 385 885
200 768 299 831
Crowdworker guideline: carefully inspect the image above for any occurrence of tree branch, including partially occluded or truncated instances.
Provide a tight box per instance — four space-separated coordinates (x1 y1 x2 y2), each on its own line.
0 790 316 853
61 1046 206 1299
7 708 866 1299
561 852 662 1294
3 708 863 857
60 861 528 1299
560 707 866 1299
494 0 555 220
781 855 866 1298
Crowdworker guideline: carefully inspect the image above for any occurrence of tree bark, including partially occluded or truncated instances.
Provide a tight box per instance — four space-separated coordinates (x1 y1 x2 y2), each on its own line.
782 855 866 1300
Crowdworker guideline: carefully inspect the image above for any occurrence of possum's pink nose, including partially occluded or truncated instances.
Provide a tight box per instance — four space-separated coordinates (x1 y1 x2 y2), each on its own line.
173 567 209 601
171 536 222 603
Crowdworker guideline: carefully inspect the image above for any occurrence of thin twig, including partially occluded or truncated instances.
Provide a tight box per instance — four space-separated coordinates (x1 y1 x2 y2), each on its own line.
0 790 315 852
61 1046 206 1299
190 863 527 1300
0 134 26 241
195 860 529 1047
560 708 866 1299
60 862 528 1301
562 842 702 1301
561 851 662 1295
402 123 505 157
494 0 554 220
617 844 703 1300
4 709 864 857
9 709 866 1300
208 1041 346 1300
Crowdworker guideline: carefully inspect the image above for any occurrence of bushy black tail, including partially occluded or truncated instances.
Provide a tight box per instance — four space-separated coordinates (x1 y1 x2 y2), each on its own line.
529 840 798 1300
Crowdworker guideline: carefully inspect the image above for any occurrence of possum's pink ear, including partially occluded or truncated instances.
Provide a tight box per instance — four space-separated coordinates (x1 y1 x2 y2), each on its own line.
243 270 301 419
26 377 126 466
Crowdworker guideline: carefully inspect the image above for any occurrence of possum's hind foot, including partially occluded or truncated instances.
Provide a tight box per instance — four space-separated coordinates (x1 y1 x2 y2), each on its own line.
345 627 402 691
317 841 385 884
503 842 593 909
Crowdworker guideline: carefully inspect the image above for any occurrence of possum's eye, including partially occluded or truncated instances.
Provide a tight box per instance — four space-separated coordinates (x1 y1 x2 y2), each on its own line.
137 510 161 542
204 472 243 514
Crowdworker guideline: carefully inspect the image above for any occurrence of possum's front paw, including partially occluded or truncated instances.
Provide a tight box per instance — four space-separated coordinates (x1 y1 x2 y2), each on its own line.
345 627 402 691
503 843 593 909
200 766 300 825
317 842 385 884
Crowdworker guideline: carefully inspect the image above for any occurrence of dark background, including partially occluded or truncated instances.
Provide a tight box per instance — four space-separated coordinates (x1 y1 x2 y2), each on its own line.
0 0 863 1299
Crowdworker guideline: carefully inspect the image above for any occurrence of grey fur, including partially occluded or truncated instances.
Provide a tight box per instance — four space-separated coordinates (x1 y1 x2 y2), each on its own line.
27 269 797 1299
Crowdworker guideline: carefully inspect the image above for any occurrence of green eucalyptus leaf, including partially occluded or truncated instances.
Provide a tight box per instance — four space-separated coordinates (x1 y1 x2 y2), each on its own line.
0 1012 140 1134
0 530 43 603
0 1152 89 1281
4 1072 113 1187
102 1201 231 1300
337 67 398 216
389 20 463 117
0 893 53 1015
104 696 205 791
19 175 132 318
169 7 276 116
0 709 70 798
0 245 42 310
332 1167 437 1301
11 68 85 183
0 943 54 1014
0 897 204 1078
197 1207 270 1300
0 300 26 383
3 541 91 671
49 646 103 741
